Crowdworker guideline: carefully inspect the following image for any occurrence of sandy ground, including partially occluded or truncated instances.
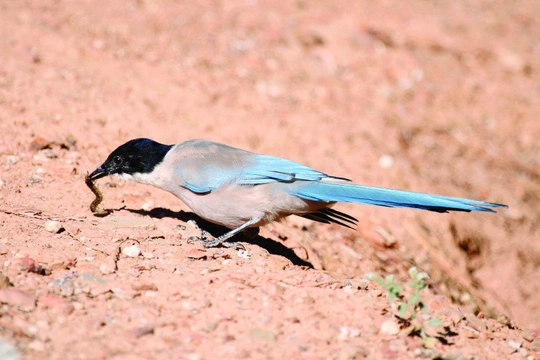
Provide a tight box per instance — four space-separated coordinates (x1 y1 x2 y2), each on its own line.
1 0 539 358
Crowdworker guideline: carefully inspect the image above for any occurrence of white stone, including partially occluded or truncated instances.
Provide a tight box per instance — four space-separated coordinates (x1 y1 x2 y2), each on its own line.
380 319 400 335
378 154 394 169
99 264 115 275
122 244 141 258
44 220 63 233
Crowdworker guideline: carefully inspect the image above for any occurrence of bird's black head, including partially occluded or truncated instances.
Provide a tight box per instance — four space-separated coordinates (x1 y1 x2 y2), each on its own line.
89 138 172 180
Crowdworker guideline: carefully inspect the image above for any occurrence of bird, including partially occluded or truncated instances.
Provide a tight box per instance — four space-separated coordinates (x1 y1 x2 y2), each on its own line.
88 138 507 249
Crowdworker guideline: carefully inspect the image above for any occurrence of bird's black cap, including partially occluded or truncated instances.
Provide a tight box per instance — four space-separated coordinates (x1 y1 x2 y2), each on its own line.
89 138 172 180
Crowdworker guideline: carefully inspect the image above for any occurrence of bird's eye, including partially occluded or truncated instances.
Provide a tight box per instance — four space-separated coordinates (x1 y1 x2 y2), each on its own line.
113 156 123 165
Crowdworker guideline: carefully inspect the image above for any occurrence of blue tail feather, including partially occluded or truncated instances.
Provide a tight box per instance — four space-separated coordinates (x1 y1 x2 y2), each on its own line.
293 182 507 213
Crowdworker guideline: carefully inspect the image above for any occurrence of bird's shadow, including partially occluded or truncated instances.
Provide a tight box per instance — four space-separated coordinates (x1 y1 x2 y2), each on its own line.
117 207 313 268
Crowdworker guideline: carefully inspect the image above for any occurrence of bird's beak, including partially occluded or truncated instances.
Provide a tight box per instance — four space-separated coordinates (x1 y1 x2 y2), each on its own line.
88 166 108 181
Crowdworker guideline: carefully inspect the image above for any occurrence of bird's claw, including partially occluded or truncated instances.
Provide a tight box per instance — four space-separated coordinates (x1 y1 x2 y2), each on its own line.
220 241 245 250
189 230 245 250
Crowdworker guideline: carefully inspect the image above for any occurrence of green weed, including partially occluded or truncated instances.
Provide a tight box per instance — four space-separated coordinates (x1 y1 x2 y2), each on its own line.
367 267 442 348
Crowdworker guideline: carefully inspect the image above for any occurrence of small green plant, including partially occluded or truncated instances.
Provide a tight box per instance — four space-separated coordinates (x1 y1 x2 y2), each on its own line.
367 267 442 348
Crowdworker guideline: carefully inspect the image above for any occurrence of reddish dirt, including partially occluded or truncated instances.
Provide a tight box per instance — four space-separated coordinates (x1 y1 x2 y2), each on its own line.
1 0 539 358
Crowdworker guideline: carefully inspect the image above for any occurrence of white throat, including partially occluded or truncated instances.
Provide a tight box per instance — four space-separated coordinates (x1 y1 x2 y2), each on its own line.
115 172 157 186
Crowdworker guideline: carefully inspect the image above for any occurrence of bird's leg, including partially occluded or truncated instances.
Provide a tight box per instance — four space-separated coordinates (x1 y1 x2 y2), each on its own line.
191 216 262 250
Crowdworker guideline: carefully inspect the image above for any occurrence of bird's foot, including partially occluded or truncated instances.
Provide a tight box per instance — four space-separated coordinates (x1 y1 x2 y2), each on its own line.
189 230 245 250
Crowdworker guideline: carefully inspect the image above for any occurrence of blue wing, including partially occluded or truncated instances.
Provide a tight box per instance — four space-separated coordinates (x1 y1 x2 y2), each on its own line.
236 155 349 184
172 140 346 193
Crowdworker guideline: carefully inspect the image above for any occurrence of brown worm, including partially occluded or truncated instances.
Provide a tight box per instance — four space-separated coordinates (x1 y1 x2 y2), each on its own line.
85 173 110 217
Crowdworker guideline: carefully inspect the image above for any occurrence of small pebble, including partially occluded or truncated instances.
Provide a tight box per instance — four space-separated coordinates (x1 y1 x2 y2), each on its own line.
41 149 57 159
122 244 141 258
29 137 51 151
186 248 207 260
132 282 158 291
6 156 18 165
141 201 154 211
380 319 400 335
378 154 394 169
99 264 115 275
507 339 522 350
186 220 199 229
27 175 42 184
338 326 361 340
45 220 64 233
0 273 11 289
133 326 155 338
